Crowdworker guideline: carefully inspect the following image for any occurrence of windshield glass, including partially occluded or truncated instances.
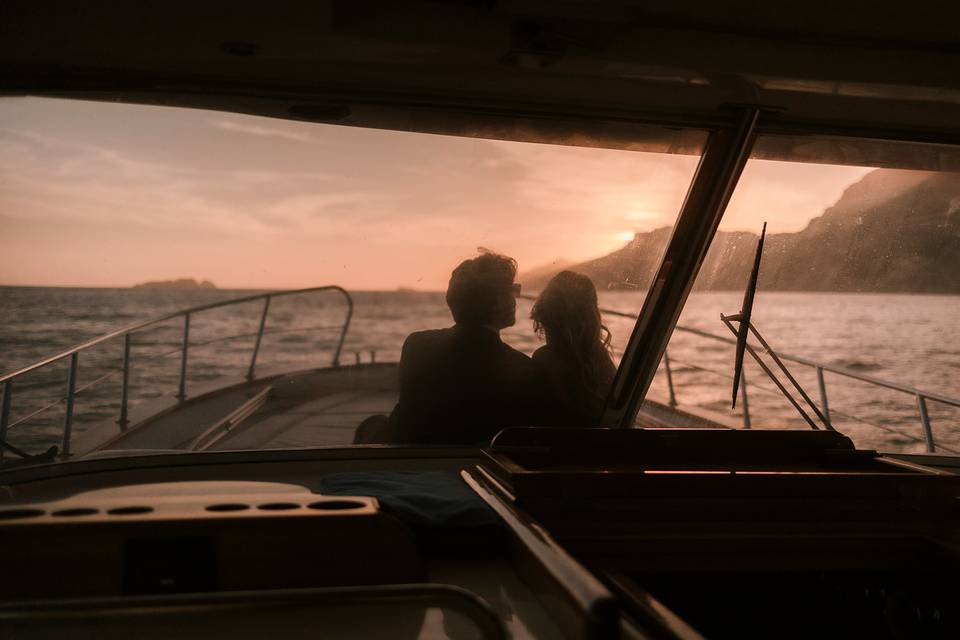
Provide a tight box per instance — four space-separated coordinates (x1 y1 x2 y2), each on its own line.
0 97 706 460
651 154 960 454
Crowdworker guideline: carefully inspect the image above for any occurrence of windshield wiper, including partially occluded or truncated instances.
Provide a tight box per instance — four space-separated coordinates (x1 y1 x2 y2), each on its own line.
722 222 833 431
730 222 765 409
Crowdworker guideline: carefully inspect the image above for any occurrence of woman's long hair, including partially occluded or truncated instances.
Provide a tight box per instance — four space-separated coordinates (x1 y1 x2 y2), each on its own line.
530 271 613 406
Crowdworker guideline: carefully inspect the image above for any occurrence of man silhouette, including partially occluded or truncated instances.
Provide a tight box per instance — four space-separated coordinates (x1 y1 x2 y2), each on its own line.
385 252 542 445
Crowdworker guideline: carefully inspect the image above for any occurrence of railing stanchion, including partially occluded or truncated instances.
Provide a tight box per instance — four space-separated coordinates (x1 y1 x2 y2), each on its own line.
118 334 131 431
332 293 353 367
917 395 935 453
0 286 354 453
0 381 12 459
663 350 677 407
816 367 833 430
740 371 751 429
176 313 190 402
247 297 271 381
62 353 78 458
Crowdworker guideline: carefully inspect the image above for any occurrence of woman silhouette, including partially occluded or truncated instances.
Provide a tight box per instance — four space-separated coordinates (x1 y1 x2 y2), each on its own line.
530 271 616 426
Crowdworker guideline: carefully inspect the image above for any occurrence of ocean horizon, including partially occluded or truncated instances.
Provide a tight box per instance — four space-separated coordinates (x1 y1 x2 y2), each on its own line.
2 286 958 457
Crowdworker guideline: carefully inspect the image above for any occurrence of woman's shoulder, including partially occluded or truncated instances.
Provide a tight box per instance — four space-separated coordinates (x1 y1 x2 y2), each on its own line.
530 346 567 387
596 348 617 382
531 344 560 365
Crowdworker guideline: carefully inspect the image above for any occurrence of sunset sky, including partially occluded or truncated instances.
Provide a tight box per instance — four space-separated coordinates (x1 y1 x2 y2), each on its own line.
0 97 872 290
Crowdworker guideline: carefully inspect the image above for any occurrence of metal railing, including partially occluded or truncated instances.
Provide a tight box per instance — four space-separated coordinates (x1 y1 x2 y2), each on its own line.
0 286 353 459
3 287 955 458
596 305 960 453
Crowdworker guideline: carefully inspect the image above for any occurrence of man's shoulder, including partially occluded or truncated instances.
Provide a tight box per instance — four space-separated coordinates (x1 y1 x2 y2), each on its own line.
402 327 455 356
406 328 445 339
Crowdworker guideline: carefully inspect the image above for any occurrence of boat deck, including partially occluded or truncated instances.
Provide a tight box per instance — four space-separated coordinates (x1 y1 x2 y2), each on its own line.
78 363 727 456
212 366 398 450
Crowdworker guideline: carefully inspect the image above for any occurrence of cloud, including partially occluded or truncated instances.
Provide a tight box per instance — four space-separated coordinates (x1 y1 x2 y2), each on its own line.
0 98 876 289
210 119 324 145
0 124 344 235
723 160 872 233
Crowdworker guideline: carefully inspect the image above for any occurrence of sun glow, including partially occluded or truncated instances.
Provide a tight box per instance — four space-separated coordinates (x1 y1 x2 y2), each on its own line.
0 97 874 289
627 210 656 222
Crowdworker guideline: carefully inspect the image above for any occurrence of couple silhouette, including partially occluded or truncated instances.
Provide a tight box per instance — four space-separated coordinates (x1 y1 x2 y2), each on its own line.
356 252 615 445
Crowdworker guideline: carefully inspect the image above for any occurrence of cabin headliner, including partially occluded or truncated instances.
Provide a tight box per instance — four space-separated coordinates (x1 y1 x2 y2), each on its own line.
3 1 960 169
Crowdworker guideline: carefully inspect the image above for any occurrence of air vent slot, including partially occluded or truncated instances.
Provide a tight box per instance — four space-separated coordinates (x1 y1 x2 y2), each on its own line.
257 502 301 511
0 508 44 520
108 506 154 516
308 500 366 511
206 503 250 512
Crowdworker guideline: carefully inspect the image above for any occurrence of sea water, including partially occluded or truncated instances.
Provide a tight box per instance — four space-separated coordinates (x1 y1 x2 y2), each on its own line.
1 287 957 455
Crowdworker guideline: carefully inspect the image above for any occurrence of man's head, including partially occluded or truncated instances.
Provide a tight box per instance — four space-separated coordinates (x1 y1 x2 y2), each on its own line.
446 252 520 330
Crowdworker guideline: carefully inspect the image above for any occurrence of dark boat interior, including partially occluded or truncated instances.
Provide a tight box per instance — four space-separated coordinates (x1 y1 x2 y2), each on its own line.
3 428 960 638
3 1 960 638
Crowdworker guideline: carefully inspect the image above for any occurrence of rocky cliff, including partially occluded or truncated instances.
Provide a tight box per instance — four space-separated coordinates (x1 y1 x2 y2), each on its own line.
522 169 960 293
132 278 217 290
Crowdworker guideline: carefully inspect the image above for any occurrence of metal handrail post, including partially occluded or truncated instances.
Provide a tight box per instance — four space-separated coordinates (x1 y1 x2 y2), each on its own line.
118 333 131 430
744 323 831 430
663 350 677 407
332 294 354 367
0 286 354 443
917 395 935 453
62 353 78 458
247 297 271 381
740 371 751 429
720 316 820 430
176 313 190 402
816 367 834 430
0 381 11 459
659 319 960 410
0 285 355 386
592 302 960 437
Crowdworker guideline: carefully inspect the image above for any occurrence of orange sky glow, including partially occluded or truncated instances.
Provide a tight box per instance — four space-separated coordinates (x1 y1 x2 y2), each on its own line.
0 97 872 290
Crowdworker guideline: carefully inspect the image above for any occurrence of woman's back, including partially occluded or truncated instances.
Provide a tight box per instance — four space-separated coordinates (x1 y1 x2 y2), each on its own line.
530 271 616 426
532 342 615 425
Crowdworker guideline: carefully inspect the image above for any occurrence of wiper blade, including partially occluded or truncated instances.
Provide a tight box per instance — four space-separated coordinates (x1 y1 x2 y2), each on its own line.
731 221 766 409
722 221 833 431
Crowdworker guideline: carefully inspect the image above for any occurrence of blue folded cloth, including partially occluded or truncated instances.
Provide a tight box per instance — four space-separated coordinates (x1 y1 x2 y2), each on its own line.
320 471 499 530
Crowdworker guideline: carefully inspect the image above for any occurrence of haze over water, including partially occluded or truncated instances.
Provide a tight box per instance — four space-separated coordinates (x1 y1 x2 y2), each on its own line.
1 287 956 456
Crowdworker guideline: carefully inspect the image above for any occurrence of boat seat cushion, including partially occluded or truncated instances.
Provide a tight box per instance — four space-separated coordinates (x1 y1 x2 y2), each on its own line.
321 471 501 553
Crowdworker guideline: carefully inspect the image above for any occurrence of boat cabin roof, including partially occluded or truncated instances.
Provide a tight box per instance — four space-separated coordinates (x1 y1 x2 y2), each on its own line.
3 1 960 170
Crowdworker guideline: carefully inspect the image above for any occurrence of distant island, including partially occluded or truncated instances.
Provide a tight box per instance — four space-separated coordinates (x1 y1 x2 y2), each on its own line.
133 278 217 290
522 169 960 294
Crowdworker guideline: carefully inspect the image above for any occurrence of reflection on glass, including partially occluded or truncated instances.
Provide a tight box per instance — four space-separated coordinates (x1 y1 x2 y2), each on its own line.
651 159 960 454
0 97 702 455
